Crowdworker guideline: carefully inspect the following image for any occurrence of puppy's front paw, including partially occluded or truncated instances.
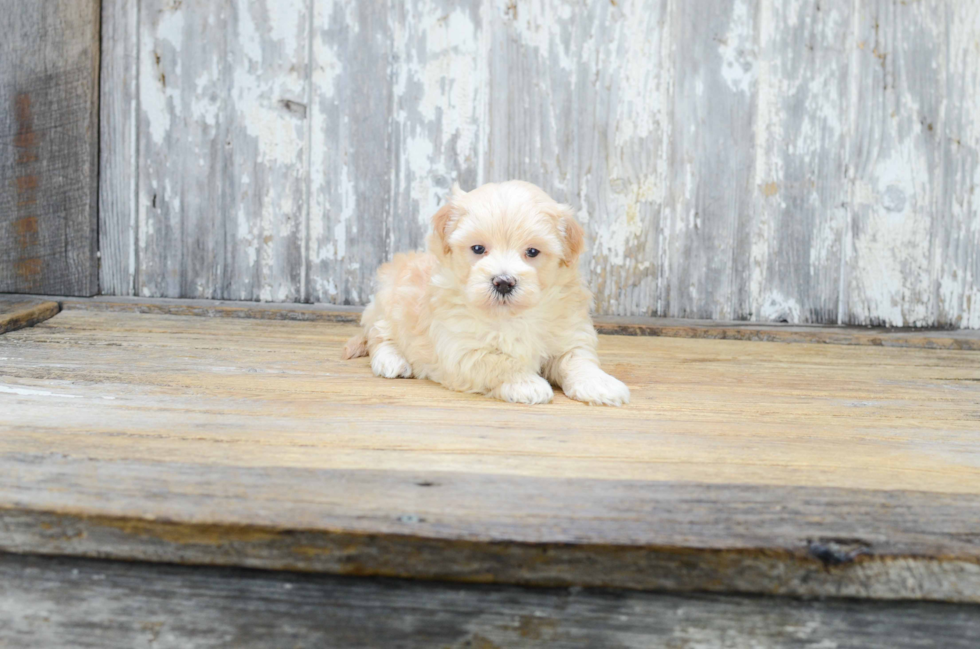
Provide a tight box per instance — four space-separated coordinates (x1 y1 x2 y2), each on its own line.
370 344 413 379
492 374 554 405
563 367 630 406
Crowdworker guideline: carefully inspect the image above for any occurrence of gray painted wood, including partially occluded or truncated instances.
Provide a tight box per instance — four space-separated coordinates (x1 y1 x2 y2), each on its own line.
2 553 980 649
845 0 944 327
936 3 980 328
136 0 309 301
751 0 851 325
99 0 980 327
0 0 100 297
99 0 140 297
666 0 758 320
307 0 393 305
484 1 669 317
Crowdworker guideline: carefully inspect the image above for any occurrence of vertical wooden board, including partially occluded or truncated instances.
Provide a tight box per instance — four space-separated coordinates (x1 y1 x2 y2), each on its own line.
663 0 758 320
935 5 980 329
0 0 100 296
485 0 669 316
594 0 670 316
387 0 486 256
222 0 310 302
99 0 140 297
308 1 393 305
750 0 852 324
137 1 227 298
139 0 309 301
844 0 944 327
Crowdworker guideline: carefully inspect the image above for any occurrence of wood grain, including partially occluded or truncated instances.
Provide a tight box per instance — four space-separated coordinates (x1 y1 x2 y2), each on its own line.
936 3 980 329
99 0 140 297
0 298 59 335
307 0 393 305
136 0 310 300
845 0 941 327
751 0 851 325
3 553 979 649
37 295 980 349
99 0 980 328
1 310 979 601
0 0 100 296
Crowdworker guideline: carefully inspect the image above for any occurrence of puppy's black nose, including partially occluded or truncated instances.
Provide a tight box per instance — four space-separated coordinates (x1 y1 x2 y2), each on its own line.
492 275 517 296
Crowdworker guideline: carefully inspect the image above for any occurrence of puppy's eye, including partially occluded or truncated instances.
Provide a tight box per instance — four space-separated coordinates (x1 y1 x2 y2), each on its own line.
471 245 486 255
525 248 540 258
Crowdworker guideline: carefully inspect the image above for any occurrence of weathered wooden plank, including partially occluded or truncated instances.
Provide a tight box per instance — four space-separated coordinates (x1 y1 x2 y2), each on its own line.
1 310 979 600
137 1 222 298
0 0 100 296
0 297 59 335
387 0 485 258
103 0 980 328
935 4 980 329
751 0 852 324
99 0 141 296
24 294 980 349
663 0 758 320
57 295 362 323
3 474 980 602
2 554 979 649
844 0 944 326
138 0 310 301
307 1 393 305
483 1 670 317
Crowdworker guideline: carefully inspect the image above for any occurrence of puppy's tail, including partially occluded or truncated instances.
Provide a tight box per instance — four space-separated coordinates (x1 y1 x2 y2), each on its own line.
342 334 368 360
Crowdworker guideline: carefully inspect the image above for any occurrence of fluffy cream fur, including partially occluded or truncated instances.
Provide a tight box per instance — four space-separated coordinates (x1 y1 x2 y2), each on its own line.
343 180 630 406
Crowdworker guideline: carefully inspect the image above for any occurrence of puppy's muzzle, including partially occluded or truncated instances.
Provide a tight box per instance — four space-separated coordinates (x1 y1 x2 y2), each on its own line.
492 275 517 296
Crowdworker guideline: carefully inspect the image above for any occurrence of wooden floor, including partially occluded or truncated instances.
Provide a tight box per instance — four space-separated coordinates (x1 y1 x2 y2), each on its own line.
2 307 980 604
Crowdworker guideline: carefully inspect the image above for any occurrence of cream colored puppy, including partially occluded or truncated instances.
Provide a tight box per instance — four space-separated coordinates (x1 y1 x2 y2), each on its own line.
343 180 630 406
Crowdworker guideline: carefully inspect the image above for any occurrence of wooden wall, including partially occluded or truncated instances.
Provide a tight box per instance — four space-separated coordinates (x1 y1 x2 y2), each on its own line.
98 0 980 327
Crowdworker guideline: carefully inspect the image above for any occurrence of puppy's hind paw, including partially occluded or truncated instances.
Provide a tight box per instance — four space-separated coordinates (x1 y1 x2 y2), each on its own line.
491 374 554 405
563 368 630 406
370 344 413 379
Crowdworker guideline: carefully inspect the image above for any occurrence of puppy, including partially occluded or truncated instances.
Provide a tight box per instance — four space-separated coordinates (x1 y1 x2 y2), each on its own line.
343 181 630 406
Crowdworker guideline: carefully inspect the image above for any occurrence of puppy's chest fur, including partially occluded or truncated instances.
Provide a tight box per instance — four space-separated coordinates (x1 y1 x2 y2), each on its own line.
458 311 556 363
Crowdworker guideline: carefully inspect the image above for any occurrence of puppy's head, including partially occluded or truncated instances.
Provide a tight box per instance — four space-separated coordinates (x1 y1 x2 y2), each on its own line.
428 181 584 315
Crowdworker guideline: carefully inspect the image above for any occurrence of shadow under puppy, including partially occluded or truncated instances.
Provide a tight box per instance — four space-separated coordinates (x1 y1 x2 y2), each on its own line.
344 180 630 406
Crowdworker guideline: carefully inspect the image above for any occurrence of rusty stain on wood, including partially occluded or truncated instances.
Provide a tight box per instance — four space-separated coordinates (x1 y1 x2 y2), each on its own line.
12 92 41 291
1 0 100 296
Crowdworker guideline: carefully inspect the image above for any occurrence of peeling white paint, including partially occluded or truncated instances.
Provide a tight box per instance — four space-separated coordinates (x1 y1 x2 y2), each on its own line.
0 385 79 399
759 291 802 323
719 0 757 95
140 7 184 145
120 0 980 327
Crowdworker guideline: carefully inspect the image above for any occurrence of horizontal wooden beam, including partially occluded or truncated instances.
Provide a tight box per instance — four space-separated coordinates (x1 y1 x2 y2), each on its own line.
2 553 978 648
3 474 980 603
6 294 980 349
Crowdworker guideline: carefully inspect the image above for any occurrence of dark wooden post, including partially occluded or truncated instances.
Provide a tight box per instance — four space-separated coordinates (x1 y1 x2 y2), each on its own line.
0 0 101 296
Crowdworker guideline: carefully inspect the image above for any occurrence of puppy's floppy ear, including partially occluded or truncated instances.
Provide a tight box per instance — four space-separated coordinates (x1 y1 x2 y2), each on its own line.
557 204 585 266
429 183 466 256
